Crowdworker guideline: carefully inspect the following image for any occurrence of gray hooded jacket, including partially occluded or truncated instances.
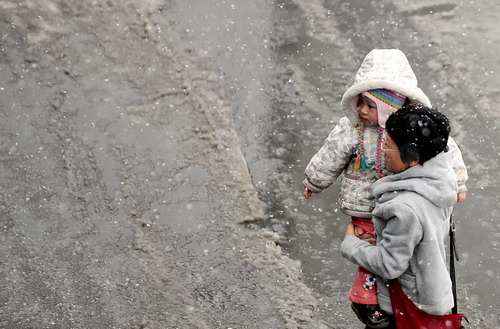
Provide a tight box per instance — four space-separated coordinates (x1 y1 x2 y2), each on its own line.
303 49 468 217
341 151 457 315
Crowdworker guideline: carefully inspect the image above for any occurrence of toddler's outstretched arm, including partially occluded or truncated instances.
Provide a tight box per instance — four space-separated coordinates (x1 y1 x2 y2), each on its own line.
303 116 357 196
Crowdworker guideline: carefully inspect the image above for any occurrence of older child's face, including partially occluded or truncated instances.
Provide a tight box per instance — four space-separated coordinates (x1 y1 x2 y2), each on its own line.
382 134 412 174
358 95 378 126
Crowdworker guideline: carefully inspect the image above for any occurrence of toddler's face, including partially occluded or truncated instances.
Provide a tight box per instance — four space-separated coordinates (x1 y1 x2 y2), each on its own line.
357 95 379 126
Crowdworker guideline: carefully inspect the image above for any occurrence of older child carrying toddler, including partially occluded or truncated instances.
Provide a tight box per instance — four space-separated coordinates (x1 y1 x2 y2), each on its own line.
302 49 468 328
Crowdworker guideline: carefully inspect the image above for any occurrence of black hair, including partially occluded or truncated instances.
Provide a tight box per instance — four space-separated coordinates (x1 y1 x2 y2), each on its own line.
385 104 450 165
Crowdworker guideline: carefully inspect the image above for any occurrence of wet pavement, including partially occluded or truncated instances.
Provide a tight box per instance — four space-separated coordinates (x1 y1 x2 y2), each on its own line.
167 0 500 326
1 0 499 328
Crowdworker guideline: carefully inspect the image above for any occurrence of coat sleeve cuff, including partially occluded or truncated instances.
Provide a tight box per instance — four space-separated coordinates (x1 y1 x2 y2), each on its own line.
302 178 324 194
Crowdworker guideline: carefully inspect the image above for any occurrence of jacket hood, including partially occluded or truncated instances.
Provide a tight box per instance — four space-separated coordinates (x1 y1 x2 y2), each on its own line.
341 49 432 126
372 152 458 210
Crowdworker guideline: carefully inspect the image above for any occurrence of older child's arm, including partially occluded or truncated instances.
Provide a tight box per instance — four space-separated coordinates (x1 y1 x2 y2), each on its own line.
303 116 356 198
341 205 423 279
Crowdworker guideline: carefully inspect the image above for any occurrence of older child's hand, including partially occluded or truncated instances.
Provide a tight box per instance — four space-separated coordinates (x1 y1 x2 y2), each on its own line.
346 223 376 243
304 188 313 199
355 227 376 244
457 192 467 203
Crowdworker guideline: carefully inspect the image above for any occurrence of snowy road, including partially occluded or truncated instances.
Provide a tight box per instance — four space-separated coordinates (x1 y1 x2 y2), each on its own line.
1 0 499 328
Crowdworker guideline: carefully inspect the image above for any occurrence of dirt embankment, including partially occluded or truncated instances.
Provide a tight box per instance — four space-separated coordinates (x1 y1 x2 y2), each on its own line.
0 1 322 328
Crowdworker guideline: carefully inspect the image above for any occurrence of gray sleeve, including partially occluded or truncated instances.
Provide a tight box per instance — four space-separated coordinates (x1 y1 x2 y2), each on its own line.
340 204 423 279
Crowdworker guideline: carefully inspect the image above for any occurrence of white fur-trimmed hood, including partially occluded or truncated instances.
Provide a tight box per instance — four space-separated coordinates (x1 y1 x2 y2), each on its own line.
341 49 431 126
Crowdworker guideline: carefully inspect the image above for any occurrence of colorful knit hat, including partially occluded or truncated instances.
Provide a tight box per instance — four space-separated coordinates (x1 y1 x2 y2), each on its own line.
363 89 407 128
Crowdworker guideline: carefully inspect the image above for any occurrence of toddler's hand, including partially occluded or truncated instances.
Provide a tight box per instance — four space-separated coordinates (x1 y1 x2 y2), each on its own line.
457 192 467 203
304 188 313 199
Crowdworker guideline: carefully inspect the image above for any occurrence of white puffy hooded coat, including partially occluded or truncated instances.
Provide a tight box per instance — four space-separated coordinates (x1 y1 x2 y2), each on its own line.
303 49 468 217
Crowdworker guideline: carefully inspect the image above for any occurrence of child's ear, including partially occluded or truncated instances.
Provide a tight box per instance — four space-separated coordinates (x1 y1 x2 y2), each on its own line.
400 144 419 164
408 160 420 167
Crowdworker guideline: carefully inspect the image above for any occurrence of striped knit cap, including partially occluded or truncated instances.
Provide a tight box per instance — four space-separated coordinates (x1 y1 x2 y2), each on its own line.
363 89 407 128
